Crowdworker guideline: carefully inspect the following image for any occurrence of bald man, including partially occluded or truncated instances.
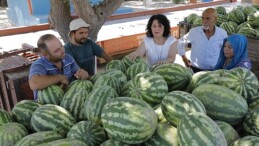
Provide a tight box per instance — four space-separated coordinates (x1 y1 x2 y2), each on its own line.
177 8 228 73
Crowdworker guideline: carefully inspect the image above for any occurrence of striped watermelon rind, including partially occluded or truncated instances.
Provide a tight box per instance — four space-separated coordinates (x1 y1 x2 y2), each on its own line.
152 63 193 92
192 84 248 125
60 88 88 122
84 85 118 125
161 91 206 127
126 62 150 80
101 97 158 144
37 85 64 105
100 139 130 146
36 138 88 146
126 72 168 106
144 123 179 146
230 136 259 146
178 112 227 146
243 107 259 136
0 122 29 146
215 121 240 145
30 104 76 136
11 100 41 131
14 131 63 146
0 109 13 126
67 121 107 146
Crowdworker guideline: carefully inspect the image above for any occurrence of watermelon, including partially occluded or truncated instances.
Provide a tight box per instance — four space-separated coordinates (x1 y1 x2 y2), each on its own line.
60 88 88 122
187 70 223 92
105 60 126 73
228 9 246 25
66 79 93 93
14 131 63 146
144 123 179 146
219 67 259 101
122 55 145 69
30 104 76 136
238 27 259 38
243 6 257 17
93 75 121 94
100 139 130 146
154 104 167 123
220 21 238 34
192 16 202 26
186 13 199 24
67 121 106 146
192 84 248 125
237 22 252 32
11 100 41 131
0 109 13 126
84 85 118 125
216 6 227 15
125 62 150 80
0 122 28 146
152 63 193 91
101 97 158 144
161 91 206 127
36 138 88 146
178 112 227 146
216 14 229 26
230 136 259 146
248 92 259 110
120 80 133 96
215 121 240 145
247 11 259 27
124 72 168 106
37 85 64 105
99 69 127 85
243 107 259 136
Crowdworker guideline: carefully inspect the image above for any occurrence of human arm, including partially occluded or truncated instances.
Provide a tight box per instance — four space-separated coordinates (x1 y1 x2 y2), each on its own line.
101 51 113 62
29 74 69 91
128 41 146 61
156 41 178 65
177 33 191 67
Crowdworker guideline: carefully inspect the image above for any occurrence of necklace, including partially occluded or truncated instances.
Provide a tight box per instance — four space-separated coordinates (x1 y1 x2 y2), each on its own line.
153 38 165 62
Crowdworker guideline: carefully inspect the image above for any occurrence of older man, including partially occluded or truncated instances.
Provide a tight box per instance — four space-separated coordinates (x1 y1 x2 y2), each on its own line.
29 34 89 100
177 8 228 73
64 18 113 76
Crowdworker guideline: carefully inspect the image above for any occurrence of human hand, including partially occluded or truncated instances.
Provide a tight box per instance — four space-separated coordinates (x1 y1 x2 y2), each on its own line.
74 69 89 80
182 55 191 67
58 75 69 90
128 52 138 61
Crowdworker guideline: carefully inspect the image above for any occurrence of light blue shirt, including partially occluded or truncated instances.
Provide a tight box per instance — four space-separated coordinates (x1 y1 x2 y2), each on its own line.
29 54 79 100
177 26 227 70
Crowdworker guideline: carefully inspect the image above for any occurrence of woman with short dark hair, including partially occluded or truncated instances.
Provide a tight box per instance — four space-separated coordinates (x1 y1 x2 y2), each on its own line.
129 14 178 67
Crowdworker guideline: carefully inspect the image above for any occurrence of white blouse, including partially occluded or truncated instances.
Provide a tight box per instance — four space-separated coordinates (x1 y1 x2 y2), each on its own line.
144 36 176 67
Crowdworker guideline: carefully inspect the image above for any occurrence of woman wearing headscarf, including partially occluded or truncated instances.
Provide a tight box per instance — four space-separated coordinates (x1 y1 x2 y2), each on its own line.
214 34 252 70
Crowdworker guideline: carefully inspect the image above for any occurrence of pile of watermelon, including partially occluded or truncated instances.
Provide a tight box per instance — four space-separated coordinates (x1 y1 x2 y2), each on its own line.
186 5 259 38
1 54 259 146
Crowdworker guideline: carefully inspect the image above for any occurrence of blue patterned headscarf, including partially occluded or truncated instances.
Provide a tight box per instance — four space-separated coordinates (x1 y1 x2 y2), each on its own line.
214 34 248 70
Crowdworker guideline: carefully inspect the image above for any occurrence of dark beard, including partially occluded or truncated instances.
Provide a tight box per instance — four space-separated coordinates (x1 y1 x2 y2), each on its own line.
75 38 87 44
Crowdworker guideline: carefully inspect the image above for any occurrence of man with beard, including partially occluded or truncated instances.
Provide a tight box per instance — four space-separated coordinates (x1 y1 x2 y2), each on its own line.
29 34 89 100
177 8 228 73
64 18 113 76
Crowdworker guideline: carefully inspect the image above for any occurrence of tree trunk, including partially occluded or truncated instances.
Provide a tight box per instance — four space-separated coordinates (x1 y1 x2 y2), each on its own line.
71 0 123 41
49 0 72 43
49 0 123 43
0 0 7 6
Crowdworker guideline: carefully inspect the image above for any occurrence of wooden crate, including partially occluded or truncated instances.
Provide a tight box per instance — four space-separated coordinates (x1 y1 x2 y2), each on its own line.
0 55 33 111
247 36 259 63
177 21 192 38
